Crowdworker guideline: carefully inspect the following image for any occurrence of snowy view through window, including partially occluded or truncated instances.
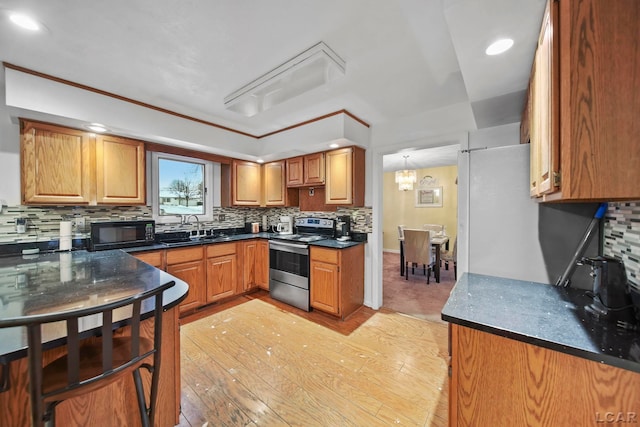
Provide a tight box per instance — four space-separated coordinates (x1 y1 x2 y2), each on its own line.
158 158 205 216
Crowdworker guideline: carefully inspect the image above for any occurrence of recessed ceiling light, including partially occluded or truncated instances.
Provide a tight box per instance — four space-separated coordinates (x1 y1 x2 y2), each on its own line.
9 12 41 31
256 159 265 164
87 123 107 133
329 143 339 148
485 38 514 56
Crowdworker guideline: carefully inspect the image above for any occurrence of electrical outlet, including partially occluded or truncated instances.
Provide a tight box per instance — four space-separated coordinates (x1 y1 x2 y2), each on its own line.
218 214 225 222
73 216 86 230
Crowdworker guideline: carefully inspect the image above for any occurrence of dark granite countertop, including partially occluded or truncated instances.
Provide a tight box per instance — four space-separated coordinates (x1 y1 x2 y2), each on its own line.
0 250 188 361
442 273 640 374
124 232 366 253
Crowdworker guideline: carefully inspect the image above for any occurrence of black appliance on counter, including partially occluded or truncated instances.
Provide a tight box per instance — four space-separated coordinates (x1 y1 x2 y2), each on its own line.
269 217 335 311
335 215 351 239
88 220 155 251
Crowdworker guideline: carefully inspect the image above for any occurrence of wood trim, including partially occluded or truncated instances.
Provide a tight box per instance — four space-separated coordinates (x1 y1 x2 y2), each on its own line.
143 141 232 164
4 63 370 140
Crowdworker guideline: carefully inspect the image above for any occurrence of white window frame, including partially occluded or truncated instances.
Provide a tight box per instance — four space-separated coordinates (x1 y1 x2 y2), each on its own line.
150 151 219 223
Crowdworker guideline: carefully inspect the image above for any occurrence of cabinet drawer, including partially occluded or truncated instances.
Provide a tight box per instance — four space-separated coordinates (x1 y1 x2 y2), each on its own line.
310 247 338 264
133 250 165 268
206 242 237 258
166 246 203 265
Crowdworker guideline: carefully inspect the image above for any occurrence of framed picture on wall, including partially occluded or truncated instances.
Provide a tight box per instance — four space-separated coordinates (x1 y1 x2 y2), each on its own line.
415 186 443 208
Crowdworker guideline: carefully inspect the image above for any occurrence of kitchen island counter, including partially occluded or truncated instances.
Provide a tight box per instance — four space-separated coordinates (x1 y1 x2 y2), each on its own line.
0 249 188 427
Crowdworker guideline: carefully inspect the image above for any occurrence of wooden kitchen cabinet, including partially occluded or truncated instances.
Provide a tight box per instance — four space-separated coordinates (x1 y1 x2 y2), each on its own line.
310 244 364 319
231 160 262 206
206 243 238 302
449 324 640 426
527 0 640 201
95 135 145 204
20 120 146 205
263 160 299 207
241 239 258 291
256 239 269 290
325 146 365 206
166 246 206 314
286 153 325 187
132 250 165 269
21 121 95 205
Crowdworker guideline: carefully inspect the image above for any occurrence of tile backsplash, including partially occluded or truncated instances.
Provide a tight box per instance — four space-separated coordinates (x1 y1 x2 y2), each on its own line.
604 202 640 290
0 204 373 245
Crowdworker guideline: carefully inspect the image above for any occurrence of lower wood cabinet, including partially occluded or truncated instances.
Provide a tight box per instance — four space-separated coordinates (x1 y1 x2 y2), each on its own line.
132 250 165 269
310 245 364 319
241 240 259 292
449 324 640 426
256 239 269 290
206 243 238 302
165 247 205 315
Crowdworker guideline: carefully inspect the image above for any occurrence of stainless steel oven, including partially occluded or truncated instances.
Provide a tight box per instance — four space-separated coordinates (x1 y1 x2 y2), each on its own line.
269 240 310 311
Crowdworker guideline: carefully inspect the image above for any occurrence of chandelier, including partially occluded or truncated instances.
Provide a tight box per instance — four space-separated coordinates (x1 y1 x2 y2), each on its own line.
395 155 416 191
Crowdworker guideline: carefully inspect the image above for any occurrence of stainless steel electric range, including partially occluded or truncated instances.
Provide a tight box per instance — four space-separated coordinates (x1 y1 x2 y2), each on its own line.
269 217 335 311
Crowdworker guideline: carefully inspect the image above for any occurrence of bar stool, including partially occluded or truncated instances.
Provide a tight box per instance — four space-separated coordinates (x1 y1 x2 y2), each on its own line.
0 280 175 427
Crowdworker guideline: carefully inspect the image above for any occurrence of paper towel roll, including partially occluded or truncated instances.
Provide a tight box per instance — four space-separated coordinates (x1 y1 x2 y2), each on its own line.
59 252 72 282
59 221 72 251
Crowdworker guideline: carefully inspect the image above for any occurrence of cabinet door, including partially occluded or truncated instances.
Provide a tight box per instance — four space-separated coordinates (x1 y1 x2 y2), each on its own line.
325 147 353 205
242 240 258 291
286 156 304 187
256 240 269 290
21 121 95 205
95 135 146 204
263 161 286 206
206 254 237 302
304 152 325 185
232 160 261 206
167 260 206 314
310 260 340 315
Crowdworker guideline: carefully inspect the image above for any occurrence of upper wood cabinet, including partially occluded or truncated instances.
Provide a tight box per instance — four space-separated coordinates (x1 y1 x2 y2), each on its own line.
286 153 325 187
263 160 299 207
20 120 146 205
325 146 365 206
95 135 145 204
527 0 640 201
21 121 95 205
231 160 262 206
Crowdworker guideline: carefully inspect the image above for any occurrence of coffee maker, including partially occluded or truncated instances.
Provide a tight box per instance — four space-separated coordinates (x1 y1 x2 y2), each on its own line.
335 215 351 240
277 216 293 235
580 256 637 325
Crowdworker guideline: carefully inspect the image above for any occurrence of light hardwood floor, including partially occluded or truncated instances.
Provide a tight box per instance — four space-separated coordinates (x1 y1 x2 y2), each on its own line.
178 296 449 426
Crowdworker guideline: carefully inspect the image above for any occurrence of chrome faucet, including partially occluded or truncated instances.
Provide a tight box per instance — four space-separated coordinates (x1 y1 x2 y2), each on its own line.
185 215 200 234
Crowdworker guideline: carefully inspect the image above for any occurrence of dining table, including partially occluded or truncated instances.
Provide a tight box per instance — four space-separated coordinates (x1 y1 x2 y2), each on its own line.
399 232 450 283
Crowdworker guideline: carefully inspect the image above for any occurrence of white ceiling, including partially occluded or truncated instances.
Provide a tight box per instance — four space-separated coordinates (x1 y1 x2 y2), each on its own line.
0 0 545 168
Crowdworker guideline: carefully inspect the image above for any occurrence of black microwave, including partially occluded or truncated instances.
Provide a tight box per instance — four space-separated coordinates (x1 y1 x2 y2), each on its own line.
88 220 155 251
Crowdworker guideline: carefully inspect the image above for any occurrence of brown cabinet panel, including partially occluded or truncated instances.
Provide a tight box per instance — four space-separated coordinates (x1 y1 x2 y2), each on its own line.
310 260 340 315
241 240 258 291
263 160 298 207
286 156 304 187
95 135 145 204
325 146 365 206
166 246 203 265
167 259 205 314
206 242 236 258
132 250 165 269
256 239 269 290
21 121 95 205
232 160 261 206
206 254 237 302
303 152 325 185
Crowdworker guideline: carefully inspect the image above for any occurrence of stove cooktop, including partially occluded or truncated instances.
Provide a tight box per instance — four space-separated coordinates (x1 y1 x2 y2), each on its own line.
272 234 328 243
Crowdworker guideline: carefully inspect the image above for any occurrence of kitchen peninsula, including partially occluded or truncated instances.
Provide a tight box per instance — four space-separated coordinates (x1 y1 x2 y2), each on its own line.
0 250 188 427
442 273 640 426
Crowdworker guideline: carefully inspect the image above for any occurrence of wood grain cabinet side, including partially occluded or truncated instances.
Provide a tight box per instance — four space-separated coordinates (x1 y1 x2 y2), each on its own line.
528 0 640 201
263 160 299 207
165 247 206 315
256 239 269 290
310 245 364 319
449 324 640 426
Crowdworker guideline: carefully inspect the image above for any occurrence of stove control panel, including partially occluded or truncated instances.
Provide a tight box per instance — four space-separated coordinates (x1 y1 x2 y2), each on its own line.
295 217 334 229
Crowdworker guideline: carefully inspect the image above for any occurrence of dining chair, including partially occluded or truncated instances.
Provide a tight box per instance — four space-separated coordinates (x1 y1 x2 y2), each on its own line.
0 280 176 427
402 229 435 284
441 237 458 279
397 225 405 240
422 224 444 235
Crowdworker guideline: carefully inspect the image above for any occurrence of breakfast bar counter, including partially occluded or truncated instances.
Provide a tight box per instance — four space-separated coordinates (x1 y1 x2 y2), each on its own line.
442 273 640 426
0 250 188 427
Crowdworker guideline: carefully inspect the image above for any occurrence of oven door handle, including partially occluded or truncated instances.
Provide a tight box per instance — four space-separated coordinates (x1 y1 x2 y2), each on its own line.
269 241 309 255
